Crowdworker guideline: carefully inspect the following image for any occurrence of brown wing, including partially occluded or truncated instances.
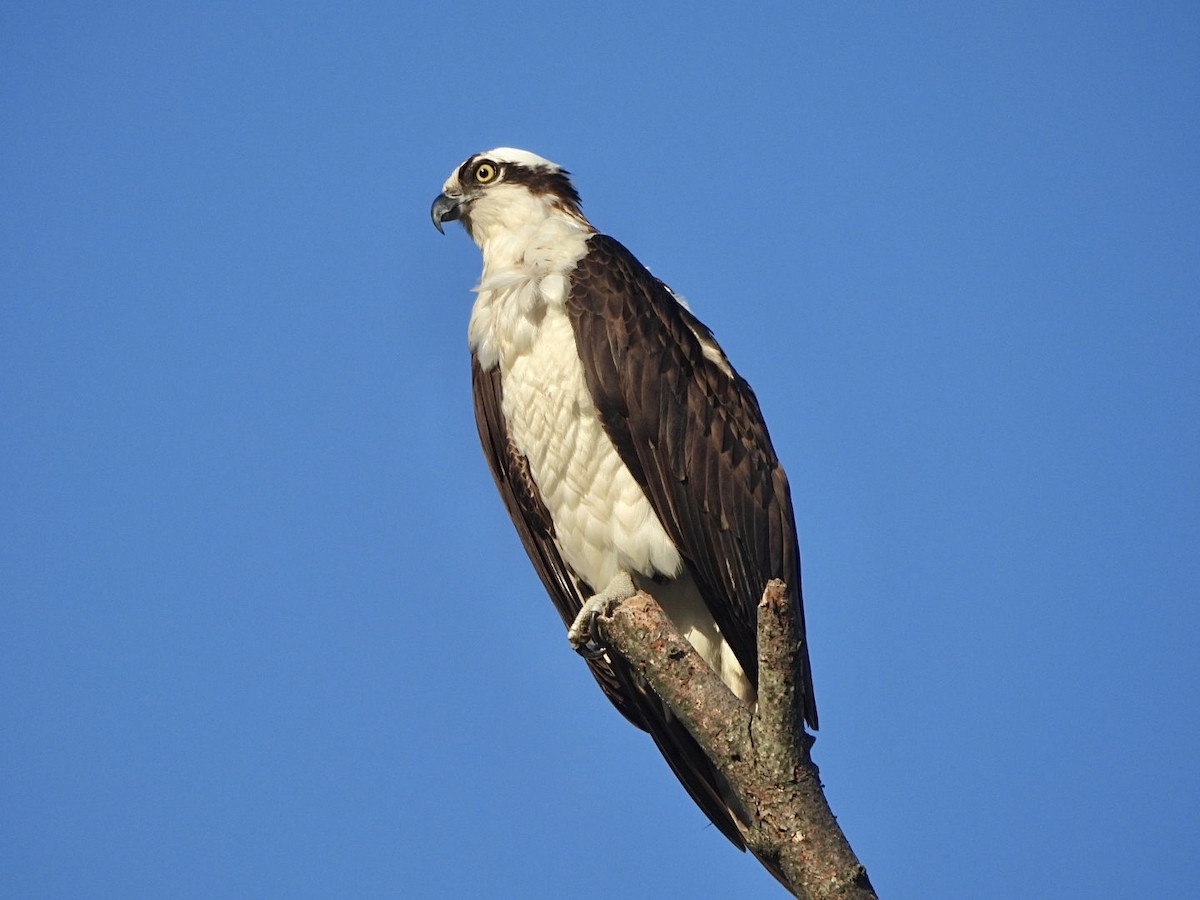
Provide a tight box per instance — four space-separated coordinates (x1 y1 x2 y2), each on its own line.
564 234 817 730
470 355 750 848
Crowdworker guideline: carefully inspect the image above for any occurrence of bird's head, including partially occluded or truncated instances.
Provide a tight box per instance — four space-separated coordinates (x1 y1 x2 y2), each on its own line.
431 148 587 247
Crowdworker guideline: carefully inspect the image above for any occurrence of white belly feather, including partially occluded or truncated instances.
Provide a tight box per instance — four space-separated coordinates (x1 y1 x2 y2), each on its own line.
468 233 753 701
500 307 682 591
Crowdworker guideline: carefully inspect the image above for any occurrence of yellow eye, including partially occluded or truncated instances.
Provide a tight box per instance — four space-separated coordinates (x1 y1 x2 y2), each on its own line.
474 162 498 184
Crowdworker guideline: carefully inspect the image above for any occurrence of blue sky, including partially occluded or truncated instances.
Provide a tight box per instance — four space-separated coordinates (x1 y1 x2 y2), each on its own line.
2 3 1197 897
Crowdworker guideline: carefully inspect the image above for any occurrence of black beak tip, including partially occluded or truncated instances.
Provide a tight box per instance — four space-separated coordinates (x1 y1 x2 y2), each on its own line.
431 193 462 235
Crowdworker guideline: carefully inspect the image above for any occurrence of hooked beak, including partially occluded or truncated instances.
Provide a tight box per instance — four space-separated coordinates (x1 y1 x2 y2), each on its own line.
430 192 464 234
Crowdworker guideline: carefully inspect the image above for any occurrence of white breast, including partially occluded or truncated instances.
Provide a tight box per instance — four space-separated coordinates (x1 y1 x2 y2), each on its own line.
499 317 752 700
468 223 680 590
467 225 752 701
497 304 682 591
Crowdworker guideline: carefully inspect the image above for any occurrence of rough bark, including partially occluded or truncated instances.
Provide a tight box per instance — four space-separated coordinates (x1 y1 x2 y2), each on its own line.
594 580 876 899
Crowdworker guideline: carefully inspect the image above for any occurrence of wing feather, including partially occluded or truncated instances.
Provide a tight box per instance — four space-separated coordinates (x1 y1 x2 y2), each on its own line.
564 235 818 729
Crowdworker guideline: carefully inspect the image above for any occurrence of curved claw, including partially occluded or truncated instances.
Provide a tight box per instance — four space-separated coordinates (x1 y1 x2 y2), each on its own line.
569 606 606 657
576 610 607 658
568 573 636 658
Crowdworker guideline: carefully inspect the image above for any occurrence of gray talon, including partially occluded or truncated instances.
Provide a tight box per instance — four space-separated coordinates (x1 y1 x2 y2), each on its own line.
579 610 606 657
568 572 636 657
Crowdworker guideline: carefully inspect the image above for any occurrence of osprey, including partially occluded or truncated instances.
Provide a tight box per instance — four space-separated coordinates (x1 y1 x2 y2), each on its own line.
431 148 817 857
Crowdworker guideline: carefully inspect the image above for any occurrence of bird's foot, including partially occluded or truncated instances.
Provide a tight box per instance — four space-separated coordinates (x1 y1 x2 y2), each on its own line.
568 572 637 658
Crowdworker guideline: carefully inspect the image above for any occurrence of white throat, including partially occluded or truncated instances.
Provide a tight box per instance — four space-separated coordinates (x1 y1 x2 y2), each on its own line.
467 203 593 370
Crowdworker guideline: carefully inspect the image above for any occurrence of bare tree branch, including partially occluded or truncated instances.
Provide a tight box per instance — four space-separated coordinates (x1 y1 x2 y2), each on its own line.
595 580 876 899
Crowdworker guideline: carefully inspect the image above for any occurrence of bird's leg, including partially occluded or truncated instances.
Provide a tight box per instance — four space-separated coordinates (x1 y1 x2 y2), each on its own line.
568 571 637 657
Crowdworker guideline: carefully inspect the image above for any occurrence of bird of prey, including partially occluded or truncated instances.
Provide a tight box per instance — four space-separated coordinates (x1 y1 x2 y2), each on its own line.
431 148 816 858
